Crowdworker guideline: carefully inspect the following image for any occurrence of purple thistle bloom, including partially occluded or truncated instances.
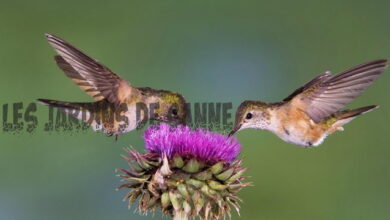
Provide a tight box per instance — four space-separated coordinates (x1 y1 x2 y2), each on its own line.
118 123 249 219
144 123 241 163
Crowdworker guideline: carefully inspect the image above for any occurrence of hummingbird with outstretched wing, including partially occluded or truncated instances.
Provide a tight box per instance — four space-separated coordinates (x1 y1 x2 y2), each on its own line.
229 59 388 147
38 34 187 138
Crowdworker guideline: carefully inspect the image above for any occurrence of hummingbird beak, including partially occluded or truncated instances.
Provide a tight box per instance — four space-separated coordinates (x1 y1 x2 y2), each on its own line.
170 117 183 126
156 115 184 126
177 117 187 125
228 123 242 137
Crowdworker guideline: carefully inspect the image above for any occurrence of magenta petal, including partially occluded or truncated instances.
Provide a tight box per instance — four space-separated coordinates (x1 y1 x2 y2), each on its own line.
144 124 241 163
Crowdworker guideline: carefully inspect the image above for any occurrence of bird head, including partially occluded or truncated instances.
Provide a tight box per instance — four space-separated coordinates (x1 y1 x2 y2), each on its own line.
155 91 188 125
229 101 271 136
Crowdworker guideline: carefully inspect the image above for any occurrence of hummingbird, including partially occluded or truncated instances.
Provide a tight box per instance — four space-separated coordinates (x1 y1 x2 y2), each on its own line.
38 34 188 138
229 59 388 147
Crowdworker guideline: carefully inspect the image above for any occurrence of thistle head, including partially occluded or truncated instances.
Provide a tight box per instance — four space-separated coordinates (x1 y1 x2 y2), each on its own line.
117 123 250 220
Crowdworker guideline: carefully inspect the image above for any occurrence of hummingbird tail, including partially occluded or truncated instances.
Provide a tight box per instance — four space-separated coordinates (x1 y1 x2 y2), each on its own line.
337 105 379 120
327 105 379 133
37 98 85 109
37 98 97 122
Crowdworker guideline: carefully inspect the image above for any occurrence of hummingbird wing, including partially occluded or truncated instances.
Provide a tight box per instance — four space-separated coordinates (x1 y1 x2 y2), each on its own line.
286 59 388 123
283 71 332 102
45 33 134 105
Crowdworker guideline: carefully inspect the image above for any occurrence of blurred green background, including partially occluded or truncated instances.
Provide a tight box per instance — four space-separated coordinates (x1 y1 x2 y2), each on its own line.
1 1 389 219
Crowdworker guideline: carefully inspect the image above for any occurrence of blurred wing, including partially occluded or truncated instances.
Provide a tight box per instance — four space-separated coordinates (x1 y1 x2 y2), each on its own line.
288 59 388 122
46 33 133 104
283 71 332 102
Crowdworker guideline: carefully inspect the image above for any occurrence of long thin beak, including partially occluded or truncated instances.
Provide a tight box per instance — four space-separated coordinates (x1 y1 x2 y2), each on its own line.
228 124 241 137
179 118 187 125
158 115 185 126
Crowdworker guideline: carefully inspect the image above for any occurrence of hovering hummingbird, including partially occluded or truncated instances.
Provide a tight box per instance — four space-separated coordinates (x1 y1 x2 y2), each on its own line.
38 34 187 138
229 59 388 147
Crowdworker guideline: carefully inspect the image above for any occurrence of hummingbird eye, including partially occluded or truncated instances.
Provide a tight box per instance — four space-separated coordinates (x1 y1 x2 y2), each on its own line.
171 108 178 116
245 112 253 119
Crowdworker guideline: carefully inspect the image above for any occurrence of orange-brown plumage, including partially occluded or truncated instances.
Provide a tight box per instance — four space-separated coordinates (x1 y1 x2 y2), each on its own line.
231 59 387 147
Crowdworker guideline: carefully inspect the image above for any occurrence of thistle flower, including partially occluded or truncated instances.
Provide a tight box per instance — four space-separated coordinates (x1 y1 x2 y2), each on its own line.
117 124 250 220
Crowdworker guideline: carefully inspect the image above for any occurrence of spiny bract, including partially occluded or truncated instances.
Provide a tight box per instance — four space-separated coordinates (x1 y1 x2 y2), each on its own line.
117 124 250 220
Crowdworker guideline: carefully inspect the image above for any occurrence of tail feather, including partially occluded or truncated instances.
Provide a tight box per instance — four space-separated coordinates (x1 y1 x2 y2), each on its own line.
37 98 116 119
37 99 98 122
37 98 87 109
37 99 121 133
337 105 379 120
328 105 379 133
